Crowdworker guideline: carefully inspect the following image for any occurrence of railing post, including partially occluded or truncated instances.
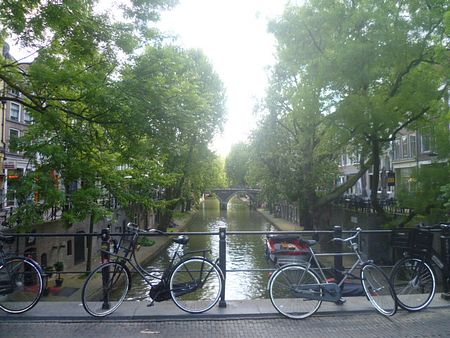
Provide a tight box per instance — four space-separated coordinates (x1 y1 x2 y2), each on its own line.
100 228 111 309
334 226 344 275
440 225 450 300
218 225 227 308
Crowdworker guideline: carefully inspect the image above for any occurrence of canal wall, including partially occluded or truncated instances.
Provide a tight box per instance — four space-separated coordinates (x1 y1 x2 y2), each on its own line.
256 207 394 265
133 210 197 266
256 208 300 231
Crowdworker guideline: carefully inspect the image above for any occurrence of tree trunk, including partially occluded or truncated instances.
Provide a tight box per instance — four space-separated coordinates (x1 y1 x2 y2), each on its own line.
370 139 386 217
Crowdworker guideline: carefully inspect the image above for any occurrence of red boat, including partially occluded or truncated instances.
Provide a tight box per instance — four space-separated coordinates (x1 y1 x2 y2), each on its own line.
265 234 310 265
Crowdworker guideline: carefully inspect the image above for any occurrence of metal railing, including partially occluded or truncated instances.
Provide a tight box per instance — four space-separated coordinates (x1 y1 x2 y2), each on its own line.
2 226 449 307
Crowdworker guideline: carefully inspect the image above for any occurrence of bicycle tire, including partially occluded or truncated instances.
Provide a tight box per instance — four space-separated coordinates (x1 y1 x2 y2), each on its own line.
361 263 397 316
82 261 131 317
0 256 44 314
269 264 322 319
169 257 223 313
390 257 436 311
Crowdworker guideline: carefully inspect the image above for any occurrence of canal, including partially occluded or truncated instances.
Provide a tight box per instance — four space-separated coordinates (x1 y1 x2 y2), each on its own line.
128 197 276 301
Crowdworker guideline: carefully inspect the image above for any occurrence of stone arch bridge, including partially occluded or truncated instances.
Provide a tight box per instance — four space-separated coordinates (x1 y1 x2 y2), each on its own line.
211 188 262 210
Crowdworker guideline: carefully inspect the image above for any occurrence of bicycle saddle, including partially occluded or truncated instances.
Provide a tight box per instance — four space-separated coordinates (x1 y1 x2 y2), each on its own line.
172 235 189 245
299 238 317 247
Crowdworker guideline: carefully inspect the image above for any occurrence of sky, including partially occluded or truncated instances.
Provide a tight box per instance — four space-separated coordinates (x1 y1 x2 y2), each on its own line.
156 0 289 156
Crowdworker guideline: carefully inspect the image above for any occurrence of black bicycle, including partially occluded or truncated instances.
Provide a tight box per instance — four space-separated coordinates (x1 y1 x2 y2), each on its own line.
390 222 450 312
0 234 45 314
82 222 224 317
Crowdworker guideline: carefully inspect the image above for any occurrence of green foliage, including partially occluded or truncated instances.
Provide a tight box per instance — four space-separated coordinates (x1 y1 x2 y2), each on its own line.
0 1 226 230
225 143 251 187
137 236 155 247
397 163 450 224
53 261 64 272
249 0 449 228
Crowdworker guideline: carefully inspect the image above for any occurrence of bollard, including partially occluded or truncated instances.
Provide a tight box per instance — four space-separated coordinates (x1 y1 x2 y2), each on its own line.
333 226 344 280
218 225 227 308
100 228 111 309
440 224 450 300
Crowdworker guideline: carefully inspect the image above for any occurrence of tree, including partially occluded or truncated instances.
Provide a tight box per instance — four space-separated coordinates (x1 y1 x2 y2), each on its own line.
0 1 178 230
225 143 251 187
251 0 449 229
119 46 226 229
0 1 176 272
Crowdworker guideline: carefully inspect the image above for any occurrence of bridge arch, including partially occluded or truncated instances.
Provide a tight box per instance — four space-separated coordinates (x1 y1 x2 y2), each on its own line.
211 188 261 210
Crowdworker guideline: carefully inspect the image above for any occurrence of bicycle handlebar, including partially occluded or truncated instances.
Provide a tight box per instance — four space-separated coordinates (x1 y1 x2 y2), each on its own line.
126 222 168 235
331 227 362 243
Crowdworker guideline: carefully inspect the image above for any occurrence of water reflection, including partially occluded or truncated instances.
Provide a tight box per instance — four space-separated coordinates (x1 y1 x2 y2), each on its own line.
128 197 275 300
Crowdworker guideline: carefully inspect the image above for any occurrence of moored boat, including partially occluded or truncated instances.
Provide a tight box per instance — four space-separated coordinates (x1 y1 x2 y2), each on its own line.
265 234 310 265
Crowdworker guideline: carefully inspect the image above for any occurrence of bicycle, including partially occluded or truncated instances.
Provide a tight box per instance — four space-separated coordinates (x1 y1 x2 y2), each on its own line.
389 222 450 312
0 234 45 314
81 222 224 317
268 227 397 319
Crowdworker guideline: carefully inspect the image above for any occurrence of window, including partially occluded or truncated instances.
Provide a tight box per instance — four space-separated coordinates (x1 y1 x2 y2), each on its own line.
402 135 409 158
6 168 23 206
23 110 32 124
9 128 19 141
10 103 20 121
421 135 431 153
8 87 20 97
393 140 401 160
67 240 72 256
8 129 20 153
410 135 416 158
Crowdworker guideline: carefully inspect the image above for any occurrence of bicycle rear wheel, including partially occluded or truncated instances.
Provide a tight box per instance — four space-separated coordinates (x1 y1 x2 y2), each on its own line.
361 263 397 316
0 257 43 314
390 257 435 311
82 261 130 317
269 264 322 319
170 257 223 313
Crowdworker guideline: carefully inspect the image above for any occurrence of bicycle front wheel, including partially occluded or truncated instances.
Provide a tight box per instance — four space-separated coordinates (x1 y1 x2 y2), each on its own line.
361 263 397 316
170 257 223 313
0 257 43 314
390 257 435 312
82 261 131 317
269 264 322 319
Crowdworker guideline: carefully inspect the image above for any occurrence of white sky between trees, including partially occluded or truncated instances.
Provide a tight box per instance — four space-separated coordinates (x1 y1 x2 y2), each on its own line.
157 0 292 157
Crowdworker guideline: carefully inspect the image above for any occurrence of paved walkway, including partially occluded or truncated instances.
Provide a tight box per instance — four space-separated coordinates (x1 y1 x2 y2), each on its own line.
1 294 450 321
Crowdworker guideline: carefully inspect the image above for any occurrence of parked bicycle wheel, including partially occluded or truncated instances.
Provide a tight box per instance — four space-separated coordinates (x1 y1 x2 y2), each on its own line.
169 257 223 313
269 264 322 319
390 257 436 311
361 263 397 316
82 261 131 317
0 257 44 314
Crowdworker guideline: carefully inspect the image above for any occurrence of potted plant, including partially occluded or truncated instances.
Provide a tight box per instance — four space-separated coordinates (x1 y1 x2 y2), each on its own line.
54 261 64 287
44 265 54 279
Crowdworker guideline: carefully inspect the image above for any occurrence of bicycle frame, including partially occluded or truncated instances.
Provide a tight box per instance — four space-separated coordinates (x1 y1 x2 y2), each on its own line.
270 229 368 303
103 226 220 301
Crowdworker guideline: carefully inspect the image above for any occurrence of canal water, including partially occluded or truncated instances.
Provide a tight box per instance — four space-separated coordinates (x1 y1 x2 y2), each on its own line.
128 197 276 301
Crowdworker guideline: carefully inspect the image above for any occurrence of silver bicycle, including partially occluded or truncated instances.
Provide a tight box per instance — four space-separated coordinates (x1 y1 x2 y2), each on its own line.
268 228 398 319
